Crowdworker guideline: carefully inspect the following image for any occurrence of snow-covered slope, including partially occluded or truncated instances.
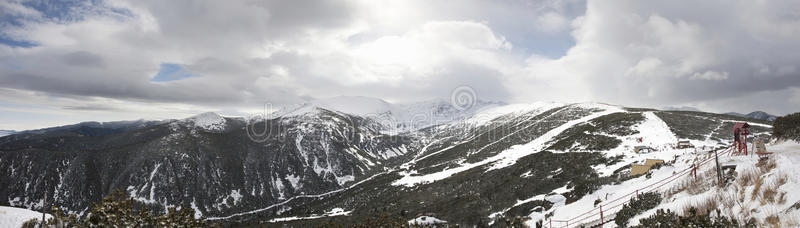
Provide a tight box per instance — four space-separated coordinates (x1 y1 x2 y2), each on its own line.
272 96 503 134
0 130 15 137
0 99 780 226
623 140 800 227
520 120 785 227
183 112 227 131
0 206 51 227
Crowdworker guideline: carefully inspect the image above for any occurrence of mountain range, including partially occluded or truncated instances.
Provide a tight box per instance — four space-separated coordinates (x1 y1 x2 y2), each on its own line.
0 130 15 137
723 111 778 122
0 97 779 226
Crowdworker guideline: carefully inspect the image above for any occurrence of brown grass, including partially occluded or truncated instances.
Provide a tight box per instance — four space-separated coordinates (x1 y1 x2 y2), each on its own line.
778 192 787 205
764 215 780 228
737 168 758 187
751 175 763 201
776 172 788 186
761 183 778 205
756 158 777 173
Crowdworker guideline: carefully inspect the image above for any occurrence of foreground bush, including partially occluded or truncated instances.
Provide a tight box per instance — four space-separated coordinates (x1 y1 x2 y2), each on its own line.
47 189 209 227
632 207 744 228
773 112 800 141
615 192 661 227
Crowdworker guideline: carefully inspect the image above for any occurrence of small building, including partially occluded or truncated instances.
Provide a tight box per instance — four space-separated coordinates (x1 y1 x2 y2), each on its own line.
676 140 694 149
644 159 664 167
634 146 655 153
630 159 665 176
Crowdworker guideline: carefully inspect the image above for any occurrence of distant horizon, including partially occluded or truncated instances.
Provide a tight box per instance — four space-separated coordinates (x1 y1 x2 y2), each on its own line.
0 96 786 131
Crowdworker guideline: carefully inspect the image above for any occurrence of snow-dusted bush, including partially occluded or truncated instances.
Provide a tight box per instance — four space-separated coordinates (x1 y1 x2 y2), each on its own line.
773 112 800 141
632 207 745 227
615 192 662 227
46 189 207 227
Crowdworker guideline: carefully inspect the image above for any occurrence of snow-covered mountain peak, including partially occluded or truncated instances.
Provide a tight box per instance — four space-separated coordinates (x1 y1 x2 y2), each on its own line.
312 96 395 116
185 112 227 131
271 96 396 118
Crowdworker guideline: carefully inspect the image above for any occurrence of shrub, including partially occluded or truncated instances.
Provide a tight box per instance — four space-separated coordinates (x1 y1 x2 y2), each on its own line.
615 192 662 227
20 218 39 228
47 189 209 227
633 207 743 228
773 112 800 140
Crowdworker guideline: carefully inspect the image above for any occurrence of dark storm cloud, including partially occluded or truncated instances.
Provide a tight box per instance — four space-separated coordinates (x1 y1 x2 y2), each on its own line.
61 51 105 68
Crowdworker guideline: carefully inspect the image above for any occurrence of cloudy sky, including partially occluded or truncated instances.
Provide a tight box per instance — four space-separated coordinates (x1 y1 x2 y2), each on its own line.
1 0 799 130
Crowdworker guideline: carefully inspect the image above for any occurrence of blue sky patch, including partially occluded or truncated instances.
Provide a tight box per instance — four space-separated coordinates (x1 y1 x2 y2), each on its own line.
151 63 195 82
0 36 37 48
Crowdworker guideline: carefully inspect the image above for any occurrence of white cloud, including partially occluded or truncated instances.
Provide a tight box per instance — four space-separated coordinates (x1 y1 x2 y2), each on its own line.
1 0 800 130
536 11 569 32
507 0 800 114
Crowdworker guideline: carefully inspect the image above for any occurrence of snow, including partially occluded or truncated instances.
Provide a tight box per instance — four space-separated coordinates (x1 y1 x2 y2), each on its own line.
185 112 226 131
393 103 624 187
207 170 390 221
229 189 243 205
285 174 302 190
273 96 503 134
267 207 352 223
465 102 564 126
190 200 203 219
0 206 51 228
311 96 395 116
408 216 447 226
533 139 799 227
587 111 680 176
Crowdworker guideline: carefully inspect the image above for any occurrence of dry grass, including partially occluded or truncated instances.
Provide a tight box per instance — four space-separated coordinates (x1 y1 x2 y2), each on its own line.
776 172 788 186
683 196 717 215
680 193 736 218
752 175 763 201
737 168 758 187
664 168 716 198
761 183 778 205
764 215 780 228
778 192 787 205
756 158 777 173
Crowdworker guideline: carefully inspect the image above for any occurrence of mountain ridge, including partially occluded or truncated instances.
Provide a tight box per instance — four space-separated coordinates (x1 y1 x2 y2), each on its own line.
0 101 779 227
723 111 777 121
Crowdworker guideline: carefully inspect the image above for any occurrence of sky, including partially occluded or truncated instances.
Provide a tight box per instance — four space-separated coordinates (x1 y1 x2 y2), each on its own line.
1 0 799 130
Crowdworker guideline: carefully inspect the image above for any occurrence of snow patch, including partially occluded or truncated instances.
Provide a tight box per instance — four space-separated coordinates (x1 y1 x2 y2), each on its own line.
285 174 302 190
408 216 448 226
185 112 226 131
267 207 352 222
393 104 624 187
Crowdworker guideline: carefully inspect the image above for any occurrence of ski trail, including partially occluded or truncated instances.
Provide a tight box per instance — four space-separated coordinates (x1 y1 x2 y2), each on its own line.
206 170 390 221
394 105 623 186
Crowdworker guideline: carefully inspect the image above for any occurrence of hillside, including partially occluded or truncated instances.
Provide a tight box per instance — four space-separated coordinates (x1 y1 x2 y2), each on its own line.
0 130 16 137
0 102 780 227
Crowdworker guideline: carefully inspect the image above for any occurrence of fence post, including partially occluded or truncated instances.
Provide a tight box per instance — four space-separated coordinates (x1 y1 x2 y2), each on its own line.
600 205 604 225
635 189 639 199
548 218 552 228
715 149 723 186
693 164 697 179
